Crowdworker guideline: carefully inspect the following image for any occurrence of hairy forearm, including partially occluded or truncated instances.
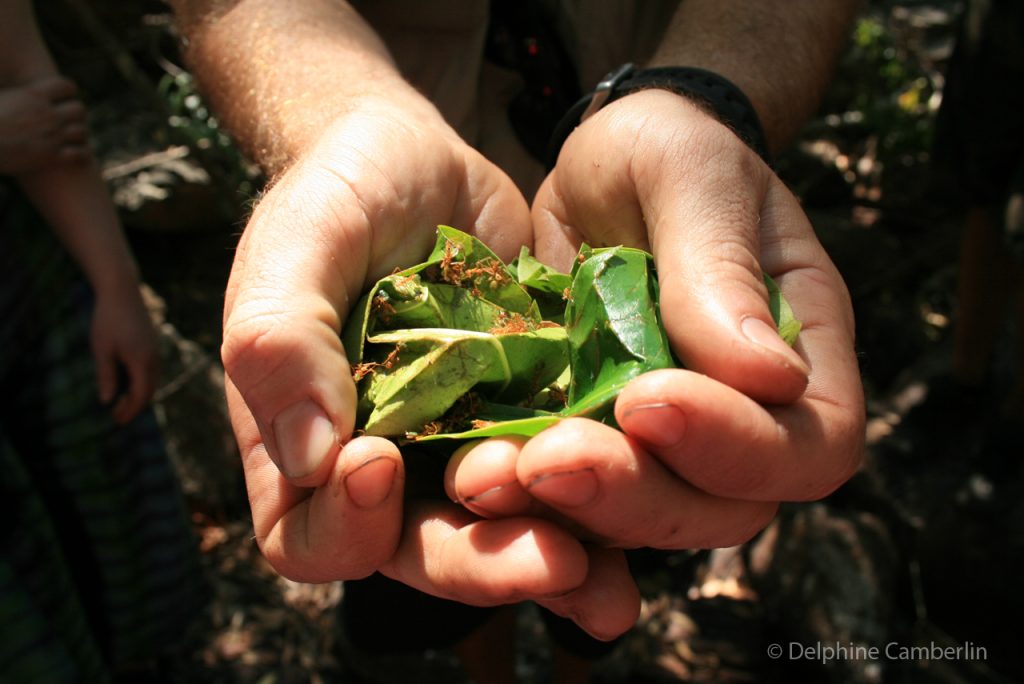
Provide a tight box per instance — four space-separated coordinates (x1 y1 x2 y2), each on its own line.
171 0 444 176
649 0 861 154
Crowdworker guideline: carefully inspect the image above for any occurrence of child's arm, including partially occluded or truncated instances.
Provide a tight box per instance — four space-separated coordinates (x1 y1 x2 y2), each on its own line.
1 0 160 423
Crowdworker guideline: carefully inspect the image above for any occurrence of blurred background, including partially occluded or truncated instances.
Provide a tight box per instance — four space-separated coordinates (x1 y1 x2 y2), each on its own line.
32 0 1022 682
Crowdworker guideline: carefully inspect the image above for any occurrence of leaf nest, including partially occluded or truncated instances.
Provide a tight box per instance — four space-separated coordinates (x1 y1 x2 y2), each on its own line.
340 226 799 442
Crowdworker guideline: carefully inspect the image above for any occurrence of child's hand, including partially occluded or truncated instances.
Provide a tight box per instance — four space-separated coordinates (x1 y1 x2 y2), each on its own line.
0 76 89 175
90 284 161 424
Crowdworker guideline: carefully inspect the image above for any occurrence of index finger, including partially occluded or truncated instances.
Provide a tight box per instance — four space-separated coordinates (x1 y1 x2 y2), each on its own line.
616 176 864 501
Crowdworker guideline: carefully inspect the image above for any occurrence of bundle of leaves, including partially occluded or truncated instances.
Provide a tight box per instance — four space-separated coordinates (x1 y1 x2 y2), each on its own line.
342 226 799 441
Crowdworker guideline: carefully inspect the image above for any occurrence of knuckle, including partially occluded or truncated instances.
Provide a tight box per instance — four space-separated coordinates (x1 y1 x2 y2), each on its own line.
644 516 688 550
706 453 774 500
262 535 387 584
717 504 779 548
269 554 377 584
808 437 865 502
804 408 866 501
220 309 301 391
658 503 778 551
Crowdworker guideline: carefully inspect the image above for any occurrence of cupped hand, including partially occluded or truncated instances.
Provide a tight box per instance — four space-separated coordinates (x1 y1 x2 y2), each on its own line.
0 76 89 175
447 89 864 551
91 282 161 424
221 99 639 639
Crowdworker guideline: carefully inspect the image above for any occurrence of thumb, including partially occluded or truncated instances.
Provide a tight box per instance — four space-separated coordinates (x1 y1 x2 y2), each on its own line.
221 162 360 487
646 160 809 404
112 352 157 424
533 92 808 403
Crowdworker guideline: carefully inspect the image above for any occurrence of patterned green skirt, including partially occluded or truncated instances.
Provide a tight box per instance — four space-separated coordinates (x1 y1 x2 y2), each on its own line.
0 183 204 682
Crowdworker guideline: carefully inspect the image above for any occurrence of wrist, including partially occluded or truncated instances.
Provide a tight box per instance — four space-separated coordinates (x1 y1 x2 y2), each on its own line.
270 83 457 177
91 260 142 299
305 90 463 163
350 88 455 136
548 64 771 168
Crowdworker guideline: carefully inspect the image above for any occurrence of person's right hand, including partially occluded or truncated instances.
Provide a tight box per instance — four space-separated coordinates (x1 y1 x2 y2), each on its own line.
444 88 863 571
0 76 88 175
222 97 641 641
91 279 161 425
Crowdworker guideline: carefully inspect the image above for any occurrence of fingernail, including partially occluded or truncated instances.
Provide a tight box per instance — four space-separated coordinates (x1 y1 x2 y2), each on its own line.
272 401 338 479
526 468 598 508
463 482 514 505
619 403 687 448
740 316 810 375
462 482 533 516
344 457 397 509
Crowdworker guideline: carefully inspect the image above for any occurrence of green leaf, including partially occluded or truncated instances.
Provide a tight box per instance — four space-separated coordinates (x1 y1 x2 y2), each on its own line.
380 277 510 332
561 245 676 422
509 246 573 322
359 331 491 436
765 274 802 346
417 414 562 441
511 247 573 295
424 226 539 317
358 326 568 436
416 401 562 441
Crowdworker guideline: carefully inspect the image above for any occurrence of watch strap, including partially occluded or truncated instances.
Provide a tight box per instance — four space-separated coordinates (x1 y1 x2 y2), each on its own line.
547 64 771 168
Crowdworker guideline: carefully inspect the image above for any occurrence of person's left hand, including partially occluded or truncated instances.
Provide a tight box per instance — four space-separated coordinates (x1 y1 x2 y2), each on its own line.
90 282 161 424
445 89 865 551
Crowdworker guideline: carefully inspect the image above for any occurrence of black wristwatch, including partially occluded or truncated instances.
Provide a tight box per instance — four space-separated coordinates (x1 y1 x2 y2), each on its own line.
546 63 771 168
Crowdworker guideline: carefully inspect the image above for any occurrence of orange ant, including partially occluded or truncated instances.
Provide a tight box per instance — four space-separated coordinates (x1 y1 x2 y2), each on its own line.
463 258 509 290
371 292 396 322
407 420 443 440
351 343 403 382
489 310 534 334
440 240 465 286
547 386 568 407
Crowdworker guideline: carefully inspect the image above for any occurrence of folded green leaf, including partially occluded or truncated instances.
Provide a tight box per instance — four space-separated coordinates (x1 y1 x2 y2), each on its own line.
765 274 801 346
511 247 573 295
357 327 568 436
417 414 563 441
510 246 573 323
562 245 676 423
342 225 540 367
424 225 539 317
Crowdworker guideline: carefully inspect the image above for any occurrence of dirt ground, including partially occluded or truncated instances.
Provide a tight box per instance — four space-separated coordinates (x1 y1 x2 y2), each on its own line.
33 1 1024 682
